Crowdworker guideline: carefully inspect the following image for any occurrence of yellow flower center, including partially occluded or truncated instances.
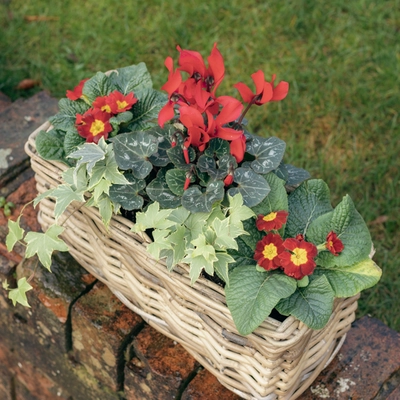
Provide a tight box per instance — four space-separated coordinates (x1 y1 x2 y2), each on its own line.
90 120 105 136
290 248 308 266
101 104 112 113
327 240 333 248
263 212 277 222
262 243 278 260
117 100 129 110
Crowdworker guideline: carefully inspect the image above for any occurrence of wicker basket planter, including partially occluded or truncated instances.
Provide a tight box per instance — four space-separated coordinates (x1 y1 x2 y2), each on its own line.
26 121 359 400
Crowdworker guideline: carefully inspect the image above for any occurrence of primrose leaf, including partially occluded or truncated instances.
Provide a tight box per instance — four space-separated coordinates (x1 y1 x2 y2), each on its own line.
64 130 85 157
225 267 297 335
49 98 89 133
82 71 115 103
314 258 382 298
6 217 24 251
35 129 67 163
246 136 286 174
111 63 153 94
286 179 333 238
276 275 335 330
25 225 69 270
8 278 33 307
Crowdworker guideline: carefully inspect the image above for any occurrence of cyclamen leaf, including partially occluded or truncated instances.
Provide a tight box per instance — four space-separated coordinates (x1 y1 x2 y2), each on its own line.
8 278 33 307
228 168 270 208
246 136 286 174
276 275 335 330
251 172 288 215
109 175 146 211
314 258 382 298
285 164 311 186
146 172 182 209
225 267 297 335
25 225 69 270
181 181 224 213
6 217 24 251
286 179 333 238
113 131 158 179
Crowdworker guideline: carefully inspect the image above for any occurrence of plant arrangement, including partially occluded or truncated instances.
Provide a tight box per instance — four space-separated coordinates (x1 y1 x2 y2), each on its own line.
5 44 381 336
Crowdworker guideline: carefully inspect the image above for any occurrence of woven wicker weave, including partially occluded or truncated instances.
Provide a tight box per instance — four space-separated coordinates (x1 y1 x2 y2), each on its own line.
25 122 359 400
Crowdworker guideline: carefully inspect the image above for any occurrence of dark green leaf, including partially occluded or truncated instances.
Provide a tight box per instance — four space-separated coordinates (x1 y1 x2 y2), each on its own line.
204 138 230 157
82 72 116 103
110 63 153 94
109 174 146 211
228 168 270 207
49 98 89 132
276 275 335 330
149 138 172 167
64 130 85 157
113 131 158 179
246 136 286 174
128 88 167 131
165 169 193 196
181 181 224 213
146 170 182 209
36 129 67 163
286 179 333 238
228 237 256 268
166 145 194 169
285 164 311 186
226 267 297 335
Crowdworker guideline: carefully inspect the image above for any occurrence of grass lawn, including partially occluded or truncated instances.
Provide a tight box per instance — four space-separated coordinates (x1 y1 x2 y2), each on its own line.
1 0 399 330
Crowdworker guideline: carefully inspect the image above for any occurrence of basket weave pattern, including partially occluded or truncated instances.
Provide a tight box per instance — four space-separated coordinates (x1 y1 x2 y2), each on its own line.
26 122 359 400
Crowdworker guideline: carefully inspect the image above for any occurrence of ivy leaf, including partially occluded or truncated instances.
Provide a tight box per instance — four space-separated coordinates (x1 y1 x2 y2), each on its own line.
168 225 187 268
184 212 209 242
228 168 270 208
82 71 115 103
307 195 372 267
68 140 107 173
133 202 175 232
214 252 235 285
314 258 382 298
110 63 153 94
227 193 255 228
112 131 158 179
286 179 333 238
6 217 24 252
246 136 286 174
212 218 240 250
182 181 224 213
8 278 33 307
128 88 167 131
147 229 172 259
276 275 335 330
25 225 69 270
225 267 297 335
167 207 190 225
48 184 85 219
35 129 67 163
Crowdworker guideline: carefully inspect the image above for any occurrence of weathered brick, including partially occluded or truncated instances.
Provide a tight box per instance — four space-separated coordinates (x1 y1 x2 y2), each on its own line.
71 281 143 391
182 368 241 400
124 325 199 400
301 316 400 399
0 91 58 186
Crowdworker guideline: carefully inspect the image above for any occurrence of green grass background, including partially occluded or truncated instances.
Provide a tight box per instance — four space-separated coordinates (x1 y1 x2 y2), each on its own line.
1 0 399 330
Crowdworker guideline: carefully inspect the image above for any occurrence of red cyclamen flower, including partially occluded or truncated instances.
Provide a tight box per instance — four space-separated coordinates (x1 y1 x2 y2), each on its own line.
325 231 344 256
66 78 89 101
254 233 285 271
279 237 318 280
76 108 112 143
256 210 289 231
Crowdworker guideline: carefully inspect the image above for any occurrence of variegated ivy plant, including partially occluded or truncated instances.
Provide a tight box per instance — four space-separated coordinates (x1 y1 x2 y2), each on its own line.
5 45 381 335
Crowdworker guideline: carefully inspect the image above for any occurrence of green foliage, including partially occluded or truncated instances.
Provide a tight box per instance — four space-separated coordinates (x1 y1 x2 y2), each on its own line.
6 217 24 251
7 278 33 308
132 193 254 284
226 266 297 335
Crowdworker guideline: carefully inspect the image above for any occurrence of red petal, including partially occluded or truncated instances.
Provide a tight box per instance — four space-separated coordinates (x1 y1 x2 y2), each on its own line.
233 82 254 104
229 134 246 162
207 43 225 92
158 102 175 127
271 81 289 101
251 70 266 95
